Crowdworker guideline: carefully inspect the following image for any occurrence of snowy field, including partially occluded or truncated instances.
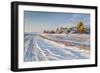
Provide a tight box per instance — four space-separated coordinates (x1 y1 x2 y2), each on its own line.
24 33 90 62
45 34 90 47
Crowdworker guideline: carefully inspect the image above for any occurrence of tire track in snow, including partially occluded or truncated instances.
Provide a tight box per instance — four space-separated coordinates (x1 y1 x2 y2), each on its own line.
34 36 60 60
24 34 89 62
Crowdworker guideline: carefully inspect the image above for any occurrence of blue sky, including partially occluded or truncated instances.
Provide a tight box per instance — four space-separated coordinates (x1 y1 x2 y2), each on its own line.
24 11 90 32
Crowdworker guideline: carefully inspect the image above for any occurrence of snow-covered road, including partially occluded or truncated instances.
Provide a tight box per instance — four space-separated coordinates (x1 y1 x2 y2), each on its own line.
24 34 89 62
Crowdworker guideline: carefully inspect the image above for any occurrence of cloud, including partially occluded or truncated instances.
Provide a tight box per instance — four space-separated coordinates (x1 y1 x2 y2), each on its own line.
67 13 90 25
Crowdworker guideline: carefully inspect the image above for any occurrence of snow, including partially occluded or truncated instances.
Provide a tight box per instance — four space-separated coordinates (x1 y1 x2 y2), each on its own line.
24 33 90 62
46 34 90 47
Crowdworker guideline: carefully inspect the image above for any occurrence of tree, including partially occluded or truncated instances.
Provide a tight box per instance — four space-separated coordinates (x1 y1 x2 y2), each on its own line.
77 21 84 33
51 30 55 33
76 21 85 49
43 30 46 33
